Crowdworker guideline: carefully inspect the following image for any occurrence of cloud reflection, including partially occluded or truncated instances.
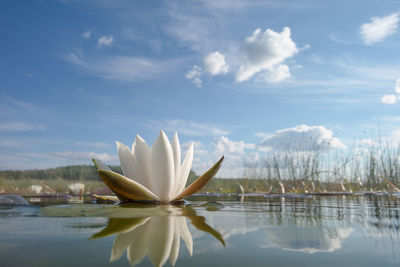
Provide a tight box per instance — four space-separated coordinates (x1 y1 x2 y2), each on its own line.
264 227 352 253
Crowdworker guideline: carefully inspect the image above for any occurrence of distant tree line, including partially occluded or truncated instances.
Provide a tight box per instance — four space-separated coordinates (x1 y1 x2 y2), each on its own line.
0 165 198 184
0 165 122 181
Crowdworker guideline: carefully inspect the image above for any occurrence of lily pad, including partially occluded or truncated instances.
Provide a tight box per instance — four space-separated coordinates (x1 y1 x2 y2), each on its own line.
38 204 170 218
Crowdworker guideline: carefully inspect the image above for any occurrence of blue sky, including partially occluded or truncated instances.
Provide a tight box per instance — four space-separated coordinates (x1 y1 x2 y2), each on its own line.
1 0 400 177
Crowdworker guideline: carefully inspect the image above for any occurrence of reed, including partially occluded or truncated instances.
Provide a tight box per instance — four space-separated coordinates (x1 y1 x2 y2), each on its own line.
241 135 400 193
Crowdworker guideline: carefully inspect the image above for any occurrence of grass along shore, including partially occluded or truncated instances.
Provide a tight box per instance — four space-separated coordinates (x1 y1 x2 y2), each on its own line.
2 137 400 195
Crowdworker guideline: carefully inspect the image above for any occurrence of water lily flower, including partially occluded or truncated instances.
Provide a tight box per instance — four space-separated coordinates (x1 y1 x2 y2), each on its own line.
93 130 223 203
30 185 43 194
68 183 85 195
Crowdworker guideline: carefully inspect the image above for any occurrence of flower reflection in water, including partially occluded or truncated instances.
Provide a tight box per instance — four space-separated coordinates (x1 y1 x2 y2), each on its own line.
91 206 224 267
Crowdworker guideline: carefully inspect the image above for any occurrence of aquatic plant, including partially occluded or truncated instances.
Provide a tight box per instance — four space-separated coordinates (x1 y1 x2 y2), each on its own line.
93 131 223 203
30 184 42 194
68 183 85 195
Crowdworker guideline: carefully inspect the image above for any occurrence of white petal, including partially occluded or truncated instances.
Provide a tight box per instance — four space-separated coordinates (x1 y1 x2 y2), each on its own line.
174 142 193 197
169 220 181 266
133 135 152 190
150 130 175 201
178 217 193 256
131 138 136 153
92 158 112 171
110 234 130 262
116 141 138 182
171 133 181 194
147 216 174 267
109 219 148 263
126 221 150 266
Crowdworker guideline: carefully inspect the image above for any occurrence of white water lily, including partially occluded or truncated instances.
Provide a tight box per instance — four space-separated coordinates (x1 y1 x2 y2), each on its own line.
30 185 42 194
68 183 85 195
93 130 223 203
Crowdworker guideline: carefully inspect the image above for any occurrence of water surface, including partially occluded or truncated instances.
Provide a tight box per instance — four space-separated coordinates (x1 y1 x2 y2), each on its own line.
1 195 400 266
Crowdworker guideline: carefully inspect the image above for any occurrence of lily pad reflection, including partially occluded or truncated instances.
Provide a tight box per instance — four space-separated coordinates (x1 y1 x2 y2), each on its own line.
91 205 224 267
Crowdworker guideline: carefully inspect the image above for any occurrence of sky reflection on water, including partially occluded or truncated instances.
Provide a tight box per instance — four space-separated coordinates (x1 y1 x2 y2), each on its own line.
0 195 400 266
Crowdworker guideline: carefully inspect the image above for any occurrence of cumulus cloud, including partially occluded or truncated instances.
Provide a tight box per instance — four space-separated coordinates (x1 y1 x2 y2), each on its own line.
182 141 209 156
203 51 229 75
214 136 254 154
236 27 299 82
98 35 114 47
262 64 291 83
381 94 397 104
258 124 346 151
81 30 92 39
379 79 400 104
254 132 271 139
360 138 377 147
185 65 203 87
391 129 400 141
395 78 400 93
360 13 399 45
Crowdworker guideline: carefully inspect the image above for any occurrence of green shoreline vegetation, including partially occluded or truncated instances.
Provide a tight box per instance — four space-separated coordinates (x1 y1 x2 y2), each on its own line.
2 139 400 194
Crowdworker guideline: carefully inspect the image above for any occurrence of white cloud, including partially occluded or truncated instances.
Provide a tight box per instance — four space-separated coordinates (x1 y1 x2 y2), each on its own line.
159 119 229 136
0 122 45 132
74 142 109 148
52 151 118 162
0 96 50 120
214 136 254 154
381 94 397 104
255 132 271 139
236 27 299 82
81 30 92 39
360 13 399 45
390 129 400 143
328 34 355 45
166 2 222 53
66 53 184 82
258 124 346 151
360 138 377 147
203 51 229 76
98 35 114 47
395 78 400 93
0 97 51 137
185 65 203 87
262 64 291 83
182 141 209 156
0 150 119 170
299 44 311 51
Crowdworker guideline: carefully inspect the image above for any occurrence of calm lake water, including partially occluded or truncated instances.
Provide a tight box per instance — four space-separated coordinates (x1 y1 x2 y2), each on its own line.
1 194 400 266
